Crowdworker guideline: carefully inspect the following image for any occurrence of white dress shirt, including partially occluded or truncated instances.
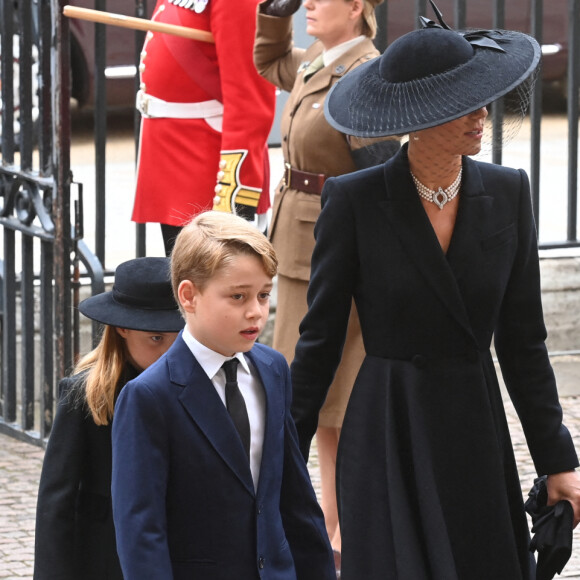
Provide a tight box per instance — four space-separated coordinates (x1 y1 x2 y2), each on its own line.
181 328 266 490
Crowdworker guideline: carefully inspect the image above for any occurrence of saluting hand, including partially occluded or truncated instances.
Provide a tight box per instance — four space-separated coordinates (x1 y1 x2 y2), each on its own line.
259 0 302 18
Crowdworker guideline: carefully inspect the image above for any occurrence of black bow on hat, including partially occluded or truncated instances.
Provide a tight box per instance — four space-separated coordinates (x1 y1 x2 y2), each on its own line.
525 475 574 580
419 0 506 53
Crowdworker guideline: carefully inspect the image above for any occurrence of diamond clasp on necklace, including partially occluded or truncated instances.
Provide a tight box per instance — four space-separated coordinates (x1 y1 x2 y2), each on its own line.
411 168 462 210
433 188 449 210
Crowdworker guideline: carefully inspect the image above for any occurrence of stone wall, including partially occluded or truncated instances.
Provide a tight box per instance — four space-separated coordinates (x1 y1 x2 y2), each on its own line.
540 257 580 353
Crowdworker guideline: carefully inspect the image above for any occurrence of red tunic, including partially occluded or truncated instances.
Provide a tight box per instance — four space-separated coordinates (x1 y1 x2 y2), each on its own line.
132 0 276 226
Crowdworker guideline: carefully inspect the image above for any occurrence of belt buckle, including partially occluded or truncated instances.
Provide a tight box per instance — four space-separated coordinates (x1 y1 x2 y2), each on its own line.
142 95 150 117
138 91 150 117
284 163 291 187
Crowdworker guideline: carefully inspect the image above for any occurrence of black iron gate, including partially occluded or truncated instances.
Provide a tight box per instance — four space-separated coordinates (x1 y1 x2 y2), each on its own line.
0 0 579 446
0 0 105 445
0 0 68 445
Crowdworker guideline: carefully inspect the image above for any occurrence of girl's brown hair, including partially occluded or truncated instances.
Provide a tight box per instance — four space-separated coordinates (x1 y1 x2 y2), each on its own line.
76 325 127 426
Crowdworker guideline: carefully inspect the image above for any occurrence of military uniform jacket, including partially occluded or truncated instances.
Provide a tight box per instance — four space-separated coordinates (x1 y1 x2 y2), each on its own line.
133 0 276 226
254 13 379 281
290 145 579 579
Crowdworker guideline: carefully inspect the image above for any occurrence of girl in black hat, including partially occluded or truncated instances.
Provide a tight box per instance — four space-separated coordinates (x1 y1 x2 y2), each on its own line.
34 257 183 580
290 6 580 580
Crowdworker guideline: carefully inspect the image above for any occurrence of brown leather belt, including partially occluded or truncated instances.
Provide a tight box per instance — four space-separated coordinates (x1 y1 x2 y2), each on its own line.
283 163 326 195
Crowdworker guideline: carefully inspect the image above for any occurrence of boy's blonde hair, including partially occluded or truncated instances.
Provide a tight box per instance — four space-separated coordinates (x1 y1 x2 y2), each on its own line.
171 212 278 311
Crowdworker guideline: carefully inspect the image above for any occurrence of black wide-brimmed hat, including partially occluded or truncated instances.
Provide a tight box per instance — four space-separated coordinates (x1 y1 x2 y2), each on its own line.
324 4 541 138
79 257 184 332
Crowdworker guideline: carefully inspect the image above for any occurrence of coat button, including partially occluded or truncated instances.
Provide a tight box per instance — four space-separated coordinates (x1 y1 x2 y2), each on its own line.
258 556 265 569
411 354 427 369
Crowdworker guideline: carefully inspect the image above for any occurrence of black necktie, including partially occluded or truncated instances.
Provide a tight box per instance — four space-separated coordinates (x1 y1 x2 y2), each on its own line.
222 359 251 459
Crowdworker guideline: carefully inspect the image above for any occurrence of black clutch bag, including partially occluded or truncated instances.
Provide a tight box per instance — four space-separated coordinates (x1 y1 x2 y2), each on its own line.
524 475 574 580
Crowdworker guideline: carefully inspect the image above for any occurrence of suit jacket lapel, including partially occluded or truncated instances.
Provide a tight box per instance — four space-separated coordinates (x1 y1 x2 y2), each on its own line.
380 148 474 337
168 337 255 496
245 348 284 496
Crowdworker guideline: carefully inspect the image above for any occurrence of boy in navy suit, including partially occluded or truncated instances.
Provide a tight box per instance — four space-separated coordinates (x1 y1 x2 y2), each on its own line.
111 211 335 580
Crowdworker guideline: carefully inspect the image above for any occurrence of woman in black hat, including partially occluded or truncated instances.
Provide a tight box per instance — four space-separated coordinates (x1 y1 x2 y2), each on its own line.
34 257 183 580
290 7 580 579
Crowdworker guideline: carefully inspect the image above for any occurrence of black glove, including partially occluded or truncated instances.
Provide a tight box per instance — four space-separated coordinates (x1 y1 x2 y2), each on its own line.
525 475 574 580
260 0 301 18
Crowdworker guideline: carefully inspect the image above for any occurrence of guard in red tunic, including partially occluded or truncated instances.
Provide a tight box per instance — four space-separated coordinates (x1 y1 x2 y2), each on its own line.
132 0 276 253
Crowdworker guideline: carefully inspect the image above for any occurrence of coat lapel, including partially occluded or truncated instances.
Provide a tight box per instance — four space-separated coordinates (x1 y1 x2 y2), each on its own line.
379 148 475 338
167 337 255 496
446 157 495 280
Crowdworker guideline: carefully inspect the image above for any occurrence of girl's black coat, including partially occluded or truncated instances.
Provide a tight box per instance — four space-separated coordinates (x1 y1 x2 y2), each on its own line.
291 145 579 580
34 366 137 579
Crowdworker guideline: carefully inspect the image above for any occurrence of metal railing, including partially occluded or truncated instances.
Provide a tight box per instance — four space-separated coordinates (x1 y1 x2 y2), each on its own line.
0 0 103 445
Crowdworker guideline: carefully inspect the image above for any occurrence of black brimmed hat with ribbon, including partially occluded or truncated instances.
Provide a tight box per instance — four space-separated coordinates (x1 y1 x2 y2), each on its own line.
324 0 541 138
79 257 184 333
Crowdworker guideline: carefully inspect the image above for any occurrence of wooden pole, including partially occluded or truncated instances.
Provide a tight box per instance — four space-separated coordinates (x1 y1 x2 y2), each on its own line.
62 5 215 43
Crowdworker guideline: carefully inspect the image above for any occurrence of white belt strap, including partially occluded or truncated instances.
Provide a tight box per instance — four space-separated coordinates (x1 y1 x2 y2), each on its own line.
136 90 224 122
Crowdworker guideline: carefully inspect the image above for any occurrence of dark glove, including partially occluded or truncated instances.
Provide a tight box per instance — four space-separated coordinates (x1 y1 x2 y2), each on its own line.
525 475 574 580
259 0 301 18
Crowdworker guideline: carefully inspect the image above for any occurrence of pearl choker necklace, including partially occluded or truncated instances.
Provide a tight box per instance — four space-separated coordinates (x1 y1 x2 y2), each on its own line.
411 168 463 210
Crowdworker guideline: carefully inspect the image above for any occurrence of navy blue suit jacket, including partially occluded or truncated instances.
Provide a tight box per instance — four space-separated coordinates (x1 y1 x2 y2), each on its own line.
112 334 334 580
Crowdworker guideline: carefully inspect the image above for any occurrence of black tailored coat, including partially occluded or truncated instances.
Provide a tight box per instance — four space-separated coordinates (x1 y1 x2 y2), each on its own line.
290 145 579 580
34 366 138 580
